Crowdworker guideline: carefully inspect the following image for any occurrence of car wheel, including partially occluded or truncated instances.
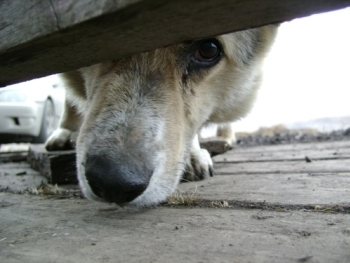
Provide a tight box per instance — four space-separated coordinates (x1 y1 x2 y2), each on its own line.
32 99 56 143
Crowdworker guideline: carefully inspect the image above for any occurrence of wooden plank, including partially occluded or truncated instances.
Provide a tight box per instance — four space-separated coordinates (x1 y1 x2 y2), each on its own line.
27 144 76 184
179 172 350 205
215 159 350 175
0 151 28 163
215 149 350 163
226 140 350 154
214 141 350 162
1 0 350 86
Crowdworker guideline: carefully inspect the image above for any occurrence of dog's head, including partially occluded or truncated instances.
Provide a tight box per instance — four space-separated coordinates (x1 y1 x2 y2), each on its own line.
75 25 278 207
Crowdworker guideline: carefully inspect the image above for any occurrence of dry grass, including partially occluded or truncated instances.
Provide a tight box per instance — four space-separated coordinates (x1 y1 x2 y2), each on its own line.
166 188 202 206
29 183 61 195
28 182 82 198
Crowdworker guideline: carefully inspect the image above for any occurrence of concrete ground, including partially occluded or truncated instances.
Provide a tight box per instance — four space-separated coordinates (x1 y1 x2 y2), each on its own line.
0 140 349 263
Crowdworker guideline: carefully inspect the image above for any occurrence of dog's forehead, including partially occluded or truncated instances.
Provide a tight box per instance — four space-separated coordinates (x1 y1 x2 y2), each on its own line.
122 46 182 75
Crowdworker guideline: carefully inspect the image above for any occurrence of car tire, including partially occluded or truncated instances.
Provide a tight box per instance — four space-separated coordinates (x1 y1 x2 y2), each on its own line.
32 99 56 143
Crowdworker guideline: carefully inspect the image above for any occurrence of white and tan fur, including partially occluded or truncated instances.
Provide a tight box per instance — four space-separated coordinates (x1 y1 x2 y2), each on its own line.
46 25 278 207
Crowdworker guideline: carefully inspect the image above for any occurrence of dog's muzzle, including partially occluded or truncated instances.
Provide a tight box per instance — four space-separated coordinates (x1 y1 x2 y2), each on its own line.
85 154 152 205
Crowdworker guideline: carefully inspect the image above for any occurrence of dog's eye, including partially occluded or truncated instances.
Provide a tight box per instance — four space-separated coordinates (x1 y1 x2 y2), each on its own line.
195 40 221 62
185 39 222 74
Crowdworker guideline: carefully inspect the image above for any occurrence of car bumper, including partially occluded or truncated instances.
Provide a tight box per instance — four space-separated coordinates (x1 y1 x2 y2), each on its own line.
0 101 45 137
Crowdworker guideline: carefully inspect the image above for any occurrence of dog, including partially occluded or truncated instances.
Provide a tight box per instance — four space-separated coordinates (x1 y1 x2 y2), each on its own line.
45 25 279 207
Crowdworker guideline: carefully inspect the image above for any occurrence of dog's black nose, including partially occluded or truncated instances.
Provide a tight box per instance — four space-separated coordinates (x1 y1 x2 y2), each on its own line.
85 154 151 205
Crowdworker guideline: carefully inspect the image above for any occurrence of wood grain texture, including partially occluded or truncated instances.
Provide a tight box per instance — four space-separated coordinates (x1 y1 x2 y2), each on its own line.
179 140 350 205
214 158 350 175
179 172 350 205
1 0 350 86
214 140 350 162
28 144 76 184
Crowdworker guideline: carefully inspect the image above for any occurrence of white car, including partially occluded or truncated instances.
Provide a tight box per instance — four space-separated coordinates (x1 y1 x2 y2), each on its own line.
0 76 65 143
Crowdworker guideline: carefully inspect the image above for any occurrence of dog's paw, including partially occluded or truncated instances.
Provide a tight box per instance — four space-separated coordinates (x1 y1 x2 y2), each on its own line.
45 128 75 151
217 124 236 147
182 147 214 182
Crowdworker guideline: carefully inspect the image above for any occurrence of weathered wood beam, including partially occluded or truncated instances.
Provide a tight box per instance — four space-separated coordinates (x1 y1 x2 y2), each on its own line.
28 145 76 184
1 0 350 86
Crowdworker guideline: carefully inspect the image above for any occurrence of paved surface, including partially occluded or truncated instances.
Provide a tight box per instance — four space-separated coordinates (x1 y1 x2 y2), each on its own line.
0 140 349 263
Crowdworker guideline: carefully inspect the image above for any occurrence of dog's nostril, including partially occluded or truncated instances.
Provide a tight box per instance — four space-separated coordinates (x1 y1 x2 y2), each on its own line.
87 180 104 199
122 187 147 203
